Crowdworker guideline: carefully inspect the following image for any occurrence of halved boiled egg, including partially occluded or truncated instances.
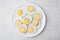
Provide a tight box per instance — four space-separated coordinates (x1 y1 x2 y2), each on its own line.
18 24 27 33
17 10 23 16
27 5 34 12
32 19 41 28
14 18 23 26
15 19 22 26
27 26 33 33
23 15 32 25
27 24 36 34
32 19 39 26
16 7 27 17
33 12 41 20
26 5 35 15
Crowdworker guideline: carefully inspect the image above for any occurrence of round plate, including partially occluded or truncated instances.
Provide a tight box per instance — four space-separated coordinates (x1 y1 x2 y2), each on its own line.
10 3 46 37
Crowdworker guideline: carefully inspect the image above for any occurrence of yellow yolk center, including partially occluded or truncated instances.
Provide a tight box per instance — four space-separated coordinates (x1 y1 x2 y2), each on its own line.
17 10 23 16
19 26 26 33
32 20 39 26
27 27 33 33
34 13 40 20
15 20 21 26
27 6 34 12
23 18 30 24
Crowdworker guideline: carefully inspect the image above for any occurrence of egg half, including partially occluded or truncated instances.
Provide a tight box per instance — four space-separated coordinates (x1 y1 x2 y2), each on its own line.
23 15 32 25
18 24 27 33
27 24 36 34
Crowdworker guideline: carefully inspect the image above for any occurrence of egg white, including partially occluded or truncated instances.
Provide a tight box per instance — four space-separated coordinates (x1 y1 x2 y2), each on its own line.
13 17 23 27
17 24 27 34
33 11 42 21
27 24 36 34
22 15 32 25
33 21 41 29
15 6 27 18
25 4 35 15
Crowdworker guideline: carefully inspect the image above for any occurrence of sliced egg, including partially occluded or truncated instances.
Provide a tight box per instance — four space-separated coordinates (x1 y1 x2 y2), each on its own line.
23 15 32 25
23 18 29 24
18 24 27 33
26 5 35 15
14 18 23 27
27 24 36 34
32 20 41 28
19 26 26 33
16 7 27 17
33 12 41 20
32 19 39 26
27 26 33 33
27 5 34 12
35 21 41 29
16 9 23 16
15 19 22 26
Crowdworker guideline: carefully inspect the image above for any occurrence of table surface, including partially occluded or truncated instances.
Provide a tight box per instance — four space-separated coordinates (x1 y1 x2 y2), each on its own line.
0 0 59 40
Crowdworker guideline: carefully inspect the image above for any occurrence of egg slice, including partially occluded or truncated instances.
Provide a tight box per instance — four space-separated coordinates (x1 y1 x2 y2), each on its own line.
27 5 34 12
15 19 22 26
32 20 41 28
17 10 23 16
33 13 41 20
27 24 36 34
32 19 39 26
35 21 41 29
19 26 26 33
23 15 32 25
23 18 29 24
27 26 33 33
18 24 27 33
26 5 35 15
14 18 22 27
16 7 27 17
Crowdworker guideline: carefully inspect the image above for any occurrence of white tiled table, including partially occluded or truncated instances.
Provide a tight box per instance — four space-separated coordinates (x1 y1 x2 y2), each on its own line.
0 0 59 40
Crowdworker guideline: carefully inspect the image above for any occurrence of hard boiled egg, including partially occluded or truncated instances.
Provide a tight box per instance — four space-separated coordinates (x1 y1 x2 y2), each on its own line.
16 7 27 18
23 15 32 25
27 24 36 34
32 19 39 26
18 24 27 33
27 5 34 12
33 13 41 20
14 18 23 27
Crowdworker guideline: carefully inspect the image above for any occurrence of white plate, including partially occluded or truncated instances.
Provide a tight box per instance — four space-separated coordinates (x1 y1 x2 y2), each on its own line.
10 3 46 37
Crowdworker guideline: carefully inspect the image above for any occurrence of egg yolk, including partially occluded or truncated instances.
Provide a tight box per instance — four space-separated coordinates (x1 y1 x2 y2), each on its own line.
34 13 40 20
27 5 34 12
27 27 33 33
19 26 26 33
17 10 23 16
15 20 21 26
32 20 39 26
23 18 30 24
